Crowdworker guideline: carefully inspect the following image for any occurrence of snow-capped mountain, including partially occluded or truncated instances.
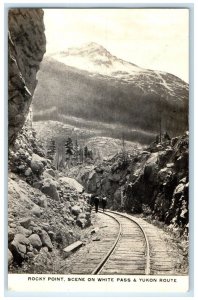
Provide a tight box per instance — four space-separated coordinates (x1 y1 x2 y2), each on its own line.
51 42 147 79
49 42 188 102
33 42 188 145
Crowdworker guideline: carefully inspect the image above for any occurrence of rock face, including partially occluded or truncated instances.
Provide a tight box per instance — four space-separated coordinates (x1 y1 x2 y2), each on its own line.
7 9 93 274
8 8 46 145
81 132 189 234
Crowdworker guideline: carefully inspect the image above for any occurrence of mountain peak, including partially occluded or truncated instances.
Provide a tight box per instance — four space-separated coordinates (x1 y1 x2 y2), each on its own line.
65 42 111 58
51 42 143 78
81 42 106 50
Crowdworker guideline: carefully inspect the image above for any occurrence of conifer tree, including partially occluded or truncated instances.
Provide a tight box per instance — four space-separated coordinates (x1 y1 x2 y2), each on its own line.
47 138 56 160
65 137 74 167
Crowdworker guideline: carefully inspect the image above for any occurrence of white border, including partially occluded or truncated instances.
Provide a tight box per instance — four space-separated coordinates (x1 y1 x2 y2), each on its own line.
1 1 197 299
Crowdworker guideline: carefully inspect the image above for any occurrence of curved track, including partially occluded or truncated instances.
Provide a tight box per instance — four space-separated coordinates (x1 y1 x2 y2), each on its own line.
62 210 176 275
92 210 150 275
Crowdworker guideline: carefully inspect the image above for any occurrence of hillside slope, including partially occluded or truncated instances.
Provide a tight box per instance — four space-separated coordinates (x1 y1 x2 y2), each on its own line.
33 43 188 144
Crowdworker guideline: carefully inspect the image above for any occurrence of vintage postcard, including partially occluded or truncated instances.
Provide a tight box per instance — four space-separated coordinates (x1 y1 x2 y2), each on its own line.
7 5 190 295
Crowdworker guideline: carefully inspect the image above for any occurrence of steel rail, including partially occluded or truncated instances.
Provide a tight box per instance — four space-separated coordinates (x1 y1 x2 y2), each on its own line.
107 210 150 275
92 209 150 275
91 210 122 275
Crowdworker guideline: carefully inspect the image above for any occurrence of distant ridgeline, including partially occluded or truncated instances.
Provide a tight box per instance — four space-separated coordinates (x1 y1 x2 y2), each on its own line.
33 43 188 145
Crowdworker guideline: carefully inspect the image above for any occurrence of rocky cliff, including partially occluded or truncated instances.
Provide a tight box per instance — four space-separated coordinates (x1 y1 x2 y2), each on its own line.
8 8 46 145
81 132 189 235
8 9 92 273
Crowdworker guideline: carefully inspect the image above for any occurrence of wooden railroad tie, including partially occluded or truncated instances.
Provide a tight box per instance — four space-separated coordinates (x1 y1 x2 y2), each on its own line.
62 241 83 258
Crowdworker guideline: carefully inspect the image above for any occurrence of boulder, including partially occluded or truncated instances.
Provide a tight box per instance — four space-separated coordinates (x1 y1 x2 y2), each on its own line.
9 223 17 228
10 233 30 261
39 230 53 251
32 181 43 189
41 223 50 231
28 234 42 249
27 252 34 258
31 205 42 217
41 178 60 201
158 168 172 183
71 205 81 216
59 177 84 193
25 167 32 176
76 212 89 228
30 153 45 175
16 225 32 237
78 212 86 219
19 217 32 229
18 164 26 172
38 195 48 208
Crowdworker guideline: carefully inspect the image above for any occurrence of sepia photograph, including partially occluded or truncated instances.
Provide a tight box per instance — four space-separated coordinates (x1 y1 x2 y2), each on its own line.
7 6 190 293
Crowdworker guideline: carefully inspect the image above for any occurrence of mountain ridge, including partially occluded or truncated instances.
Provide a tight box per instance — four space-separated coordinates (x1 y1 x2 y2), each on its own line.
33 42 188 145
48 42 188 84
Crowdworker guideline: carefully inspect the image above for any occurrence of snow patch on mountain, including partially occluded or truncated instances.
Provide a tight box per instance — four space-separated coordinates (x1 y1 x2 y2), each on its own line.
154 70 173 93
50 42 149 80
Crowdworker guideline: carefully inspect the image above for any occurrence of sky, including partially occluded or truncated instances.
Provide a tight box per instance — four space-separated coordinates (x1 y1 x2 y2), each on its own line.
44 8 189 82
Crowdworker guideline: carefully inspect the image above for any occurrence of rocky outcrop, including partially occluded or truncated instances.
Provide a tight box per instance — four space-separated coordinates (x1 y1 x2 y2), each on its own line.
126 133 189 232
81 132 189 235
8 8 46 145
80 156 131 209
7 8 93 274
8 171 91 269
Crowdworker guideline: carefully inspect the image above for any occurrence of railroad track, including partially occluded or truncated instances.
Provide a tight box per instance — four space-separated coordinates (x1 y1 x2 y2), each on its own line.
62 210 176 275
92 210 150 275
